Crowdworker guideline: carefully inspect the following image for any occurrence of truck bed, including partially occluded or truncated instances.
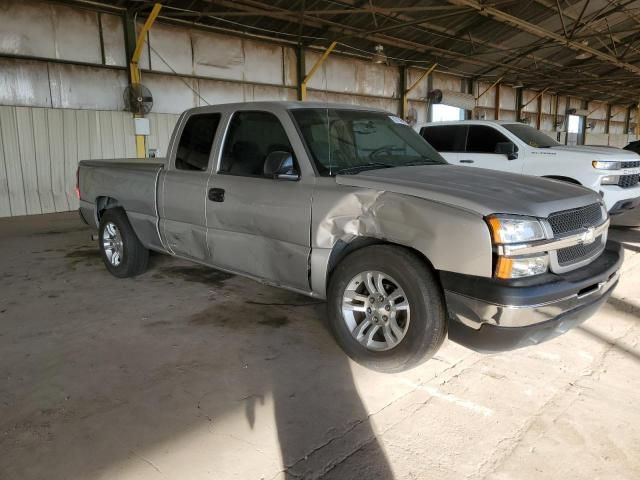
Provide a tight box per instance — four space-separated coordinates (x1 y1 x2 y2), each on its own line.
78 157 166 251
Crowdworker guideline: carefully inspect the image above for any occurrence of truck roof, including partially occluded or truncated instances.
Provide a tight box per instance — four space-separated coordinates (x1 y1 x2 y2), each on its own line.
184 101 389 114
419 120 522 127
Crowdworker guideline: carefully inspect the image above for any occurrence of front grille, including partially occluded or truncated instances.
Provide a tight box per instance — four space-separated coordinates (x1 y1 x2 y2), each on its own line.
547 203 604 236
557 235 605 266
618 174 640 188
621 160 640 168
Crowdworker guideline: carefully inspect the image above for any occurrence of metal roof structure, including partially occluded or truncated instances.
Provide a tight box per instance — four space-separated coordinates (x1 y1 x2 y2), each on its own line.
63 0 640 105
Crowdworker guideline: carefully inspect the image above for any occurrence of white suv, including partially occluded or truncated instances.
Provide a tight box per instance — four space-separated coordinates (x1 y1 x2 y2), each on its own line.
419 120 640 216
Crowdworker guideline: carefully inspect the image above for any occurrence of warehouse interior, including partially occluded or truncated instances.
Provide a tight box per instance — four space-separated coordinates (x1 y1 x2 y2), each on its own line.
1 1 640 479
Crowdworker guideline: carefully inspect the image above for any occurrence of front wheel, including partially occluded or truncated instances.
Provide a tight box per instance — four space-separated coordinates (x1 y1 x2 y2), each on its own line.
327 245 447 373
98 209 149 278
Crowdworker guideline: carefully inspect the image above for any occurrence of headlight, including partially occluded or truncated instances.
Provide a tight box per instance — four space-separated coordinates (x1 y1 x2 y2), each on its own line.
487 215 546 244
496 254 549 279
592 161 621 170
600 175 620 185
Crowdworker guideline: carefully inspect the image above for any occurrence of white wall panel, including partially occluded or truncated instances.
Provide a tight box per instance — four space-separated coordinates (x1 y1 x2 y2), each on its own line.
31 109 55 213
15 107 41 214
0 58 51 107
143 73 197 114
0 107 27 216
192 31 245 81
0 117 11 217
0 0 56 58
198 79 245 105
49 64 128 110
406 68 430 100
52 3 101 64
47 109 69 211
101 13 126 67
63 110 79 209
243 39 284 84
283 47 297 87
149 22 193 75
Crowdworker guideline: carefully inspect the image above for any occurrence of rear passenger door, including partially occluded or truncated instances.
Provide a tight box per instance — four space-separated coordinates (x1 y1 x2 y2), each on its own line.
420 125 467 163
462 125 522 173
159 111 221 261
205 110 313 291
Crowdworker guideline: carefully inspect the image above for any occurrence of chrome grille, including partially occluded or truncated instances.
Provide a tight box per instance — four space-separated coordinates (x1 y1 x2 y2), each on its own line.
547 203 604 236
618 174 640 188
621 160 640 168
557 235 605 266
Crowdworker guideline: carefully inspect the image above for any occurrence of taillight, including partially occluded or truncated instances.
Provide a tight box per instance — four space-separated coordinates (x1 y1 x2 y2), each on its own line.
75 168 80 200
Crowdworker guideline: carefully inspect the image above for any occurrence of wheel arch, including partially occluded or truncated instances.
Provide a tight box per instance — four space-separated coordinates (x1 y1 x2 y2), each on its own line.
95 196 123 222
324 237 438 293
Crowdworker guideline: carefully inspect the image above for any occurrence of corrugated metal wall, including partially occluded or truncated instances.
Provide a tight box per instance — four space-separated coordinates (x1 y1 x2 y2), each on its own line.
0 106 178 217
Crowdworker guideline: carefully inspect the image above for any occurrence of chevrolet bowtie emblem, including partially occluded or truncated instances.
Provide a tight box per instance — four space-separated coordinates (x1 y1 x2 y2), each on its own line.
578 226 596 245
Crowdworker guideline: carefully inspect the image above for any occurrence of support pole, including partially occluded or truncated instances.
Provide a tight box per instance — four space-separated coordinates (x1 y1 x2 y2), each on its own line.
300 41 337 101
402 63 437 120
495 82 501 120
129 3 162 158
296 44 305 101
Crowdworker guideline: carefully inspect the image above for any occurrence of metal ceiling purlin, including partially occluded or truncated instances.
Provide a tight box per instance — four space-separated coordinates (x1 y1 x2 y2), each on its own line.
448 0 640 75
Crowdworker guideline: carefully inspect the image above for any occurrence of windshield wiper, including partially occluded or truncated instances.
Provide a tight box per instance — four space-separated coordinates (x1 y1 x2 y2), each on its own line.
401 159 444 166
335 163 396 175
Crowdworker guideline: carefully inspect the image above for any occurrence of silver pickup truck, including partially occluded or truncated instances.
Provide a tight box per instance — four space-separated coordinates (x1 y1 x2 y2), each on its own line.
78 102 622 372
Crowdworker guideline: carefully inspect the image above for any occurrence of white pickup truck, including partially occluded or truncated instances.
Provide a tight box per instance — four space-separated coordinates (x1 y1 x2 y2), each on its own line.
419 120 640 217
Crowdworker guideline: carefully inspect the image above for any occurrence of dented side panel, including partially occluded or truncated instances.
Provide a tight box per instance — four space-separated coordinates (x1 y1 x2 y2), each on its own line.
309 179 493 298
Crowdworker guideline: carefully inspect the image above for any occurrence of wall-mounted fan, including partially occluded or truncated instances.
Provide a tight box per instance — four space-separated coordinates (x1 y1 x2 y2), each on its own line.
124 83 153 115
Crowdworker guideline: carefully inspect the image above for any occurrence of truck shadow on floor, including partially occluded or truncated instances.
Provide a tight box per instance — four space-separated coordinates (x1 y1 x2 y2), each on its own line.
1 251 395 479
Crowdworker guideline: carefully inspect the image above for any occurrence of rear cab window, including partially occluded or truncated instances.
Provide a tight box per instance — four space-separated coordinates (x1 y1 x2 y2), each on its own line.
175 113 221 171
420 125 467 152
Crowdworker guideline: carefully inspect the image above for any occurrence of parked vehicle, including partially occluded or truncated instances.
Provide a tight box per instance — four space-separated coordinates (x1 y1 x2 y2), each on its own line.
78 102 622 372
624 140 640 155
419 120 640 216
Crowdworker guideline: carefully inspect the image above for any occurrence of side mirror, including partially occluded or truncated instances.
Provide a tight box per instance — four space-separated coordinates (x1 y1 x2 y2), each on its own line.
264 151 299 180
495 142 518 160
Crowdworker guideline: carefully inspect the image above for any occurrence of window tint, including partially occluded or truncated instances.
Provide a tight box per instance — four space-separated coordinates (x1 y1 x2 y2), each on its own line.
175 113 220 171
420 125 467 152
220 111 295 177
466 125 512 153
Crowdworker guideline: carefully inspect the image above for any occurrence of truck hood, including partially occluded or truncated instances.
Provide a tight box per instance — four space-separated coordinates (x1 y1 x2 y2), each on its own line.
335 164 599 218
539 145 640 159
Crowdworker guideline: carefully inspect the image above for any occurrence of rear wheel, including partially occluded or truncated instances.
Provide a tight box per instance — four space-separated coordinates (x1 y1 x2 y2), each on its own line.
98 209 149 278
327 245 447 373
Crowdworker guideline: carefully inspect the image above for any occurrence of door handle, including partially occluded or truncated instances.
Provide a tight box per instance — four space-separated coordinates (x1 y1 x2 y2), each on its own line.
459 159 474 164
208 188 225 202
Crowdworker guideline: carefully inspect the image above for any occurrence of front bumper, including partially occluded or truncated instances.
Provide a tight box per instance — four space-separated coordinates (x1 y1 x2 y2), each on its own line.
442 241 623 352
609 196 640 216
600 184 640 213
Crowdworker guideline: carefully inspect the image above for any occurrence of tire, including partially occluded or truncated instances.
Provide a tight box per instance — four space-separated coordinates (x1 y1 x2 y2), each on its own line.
98 208 149 278
327 245 447 373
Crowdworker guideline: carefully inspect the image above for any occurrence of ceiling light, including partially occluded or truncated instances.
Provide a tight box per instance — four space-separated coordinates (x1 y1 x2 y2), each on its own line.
372 44 387 64
512 78 524 88
575 40 592 60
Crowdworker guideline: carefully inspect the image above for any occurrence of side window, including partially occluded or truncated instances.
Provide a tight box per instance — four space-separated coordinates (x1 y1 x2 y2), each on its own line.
220 111 296 178
420 125 466 152
466 125 512 154
175 113 221 171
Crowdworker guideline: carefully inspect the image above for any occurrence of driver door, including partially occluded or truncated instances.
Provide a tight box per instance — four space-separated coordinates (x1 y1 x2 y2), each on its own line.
205 110 313 291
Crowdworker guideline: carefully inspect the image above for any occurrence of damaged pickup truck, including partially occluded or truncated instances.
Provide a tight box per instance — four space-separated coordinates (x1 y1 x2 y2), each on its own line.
78 102 622 372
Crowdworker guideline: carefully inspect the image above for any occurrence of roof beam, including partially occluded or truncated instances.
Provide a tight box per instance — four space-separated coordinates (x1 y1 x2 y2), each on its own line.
448 0 640 75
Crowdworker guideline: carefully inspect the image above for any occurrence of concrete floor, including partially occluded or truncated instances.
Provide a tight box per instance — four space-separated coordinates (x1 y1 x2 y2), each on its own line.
1 212 639 480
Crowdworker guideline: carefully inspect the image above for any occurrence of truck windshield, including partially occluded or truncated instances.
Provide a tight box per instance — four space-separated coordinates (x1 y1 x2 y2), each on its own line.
291 108 447 176
502 123 560 148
